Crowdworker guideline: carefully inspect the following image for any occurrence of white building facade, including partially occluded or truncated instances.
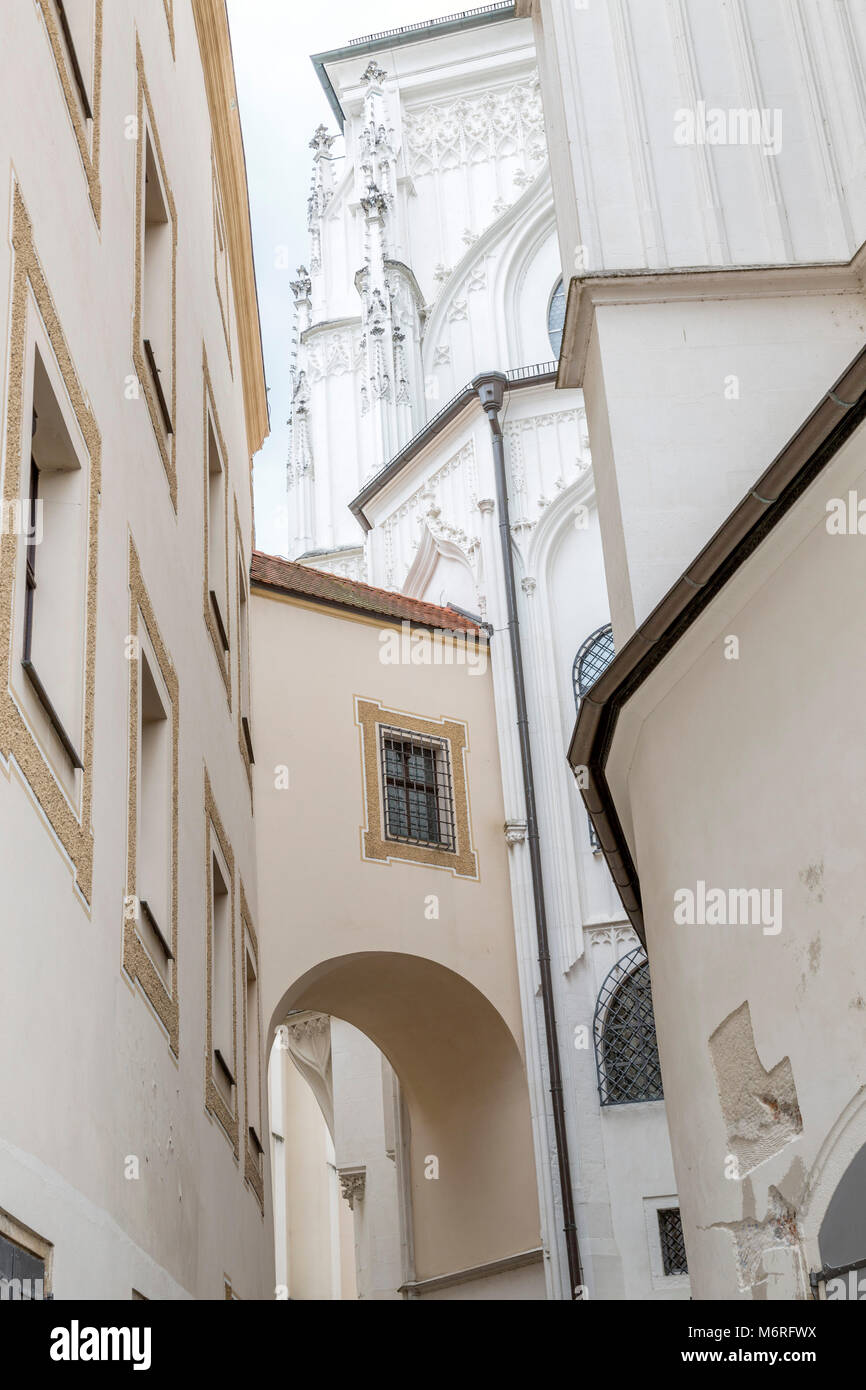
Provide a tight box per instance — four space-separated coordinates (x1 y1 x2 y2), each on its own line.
523 0 866 1299
282 5 687 1301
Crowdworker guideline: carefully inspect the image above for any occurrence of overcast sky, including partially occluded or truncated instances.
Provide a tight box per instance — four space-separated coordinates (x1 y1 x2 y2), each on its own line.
227 0 464 557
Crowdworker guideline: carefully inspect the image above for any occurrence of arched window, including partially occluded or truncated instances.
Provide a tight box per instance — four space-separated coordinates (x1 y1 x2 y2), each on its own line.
547 278 566 358
818 1142 866 1284
593 947 663 1105
573 622 615 708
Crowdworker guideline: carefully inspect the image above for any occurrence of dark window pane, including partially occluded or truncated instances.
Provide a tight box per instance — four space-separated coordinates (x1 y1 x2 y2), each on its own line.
658 1208 688 1276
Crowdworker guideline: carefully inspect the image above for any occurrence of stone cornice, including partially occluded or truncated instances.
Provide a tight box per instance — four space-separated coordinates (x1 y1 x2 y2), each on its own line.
559 240 866 389
191 0 269 459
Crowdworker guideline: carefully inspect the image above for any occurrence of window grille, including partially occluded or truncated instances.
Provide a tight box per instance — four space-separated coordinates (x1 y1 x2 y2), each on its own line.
593 946 663 1105
379 726 456 851
573 623 615 707
573 624 615 850
548 278 566 358
658 1208 688 1276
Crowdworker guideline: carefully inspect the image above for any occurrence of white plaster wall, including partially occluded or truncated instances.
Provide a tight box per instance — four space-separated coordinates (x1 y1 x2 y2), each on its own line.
618 414 866 1298
583 291 866 637
0 0 270 1299
331 1018 402 1300
531 0 866 278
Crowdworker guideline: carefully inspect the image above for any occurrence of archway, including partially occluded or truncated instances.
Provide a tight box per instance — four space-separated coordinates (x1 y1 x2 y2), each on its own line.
267 952 541 1290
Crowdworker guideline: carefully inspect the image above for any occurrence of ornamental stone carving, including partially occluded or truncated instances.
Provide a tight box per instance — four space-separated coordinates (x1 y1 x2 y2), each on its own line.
309 124 336 157
403 76 544 176
337 1164 366 1210
290 266 311 300
360 60 387 87
282 1012 334 1138
504 820 528 846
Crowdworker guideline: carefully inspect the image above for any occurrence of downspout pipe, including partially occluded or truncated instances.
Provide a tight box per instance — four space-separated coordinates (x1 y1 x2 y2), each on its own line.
473 371 583 1300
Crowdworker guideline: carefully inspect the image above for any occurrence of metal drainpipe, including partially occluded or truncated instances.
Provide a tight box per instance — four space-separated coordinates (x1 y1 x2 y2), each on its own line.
473 371 584 1301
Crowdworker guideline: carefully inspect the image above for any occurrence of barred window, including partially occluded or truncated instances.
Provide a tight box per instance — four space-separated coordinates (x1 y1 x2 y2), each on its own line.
658 1208 688 1276
573 623 615 707
574 624 615 851
380 727 455 851
593 946 663 1105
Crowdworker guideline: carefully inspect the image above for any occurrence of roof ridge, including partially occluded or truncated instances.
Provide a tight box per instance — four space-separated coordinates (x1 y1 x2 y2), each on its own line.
251 550 480 632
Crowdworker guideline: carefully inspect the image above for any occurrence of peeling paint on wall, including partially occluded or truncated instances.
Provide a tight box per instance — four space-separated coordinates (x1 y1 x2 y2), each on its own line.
710 1185 801 1292
709 1001 802 1177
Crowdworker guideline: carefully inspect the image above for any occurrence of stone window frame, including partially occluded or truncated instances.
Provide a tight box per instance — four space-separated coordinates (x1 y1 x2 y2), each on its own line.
204 767 238 1154
36 0 103 226
162 0 175 58
0 186 100 906
132 37 178 508
240 882 264 1211
0 1207 54 1298
123 536 179 1055
355 696 478 879
202 348 232 704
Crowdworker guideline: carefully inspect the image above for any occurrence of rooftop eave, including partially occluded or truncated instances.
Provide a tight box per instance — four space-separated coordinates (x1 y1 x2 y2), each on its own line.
349 363 559 531
311 3 519 132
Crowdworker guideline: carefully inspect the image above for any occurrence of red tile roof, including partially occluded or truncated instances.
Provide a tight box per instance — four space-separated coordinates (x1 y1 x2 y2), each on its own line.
251 551 480 633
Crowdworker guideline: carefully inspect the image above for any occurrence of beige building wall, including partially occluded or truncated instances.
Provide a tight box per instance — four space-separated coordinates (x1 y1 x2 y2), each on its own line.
251 570 544 1292
605 412 866 1298
0 0 270 1297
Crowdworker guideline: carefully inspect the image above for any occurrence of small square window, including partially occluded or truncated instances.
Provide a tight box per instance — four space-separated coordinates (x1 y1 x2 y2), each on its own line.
658 1207 688 1277
0 1210 52 1300
379 726 455 851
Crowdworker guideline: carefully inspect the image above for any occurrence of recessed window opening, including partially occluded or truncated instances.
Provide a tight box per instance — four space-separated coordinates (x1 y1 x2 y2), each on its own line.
211 849 233 1101
137 641 171 979
142 129 172 434
22 346 87 776
207 418 228 650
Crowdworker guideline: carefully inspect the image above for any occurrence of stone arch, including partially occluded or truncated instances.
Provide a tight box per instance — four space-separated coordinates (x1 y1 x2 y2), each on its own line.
266 951 540 1284
496 193 561 367
800 1086 866 1276
421 167 553 375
